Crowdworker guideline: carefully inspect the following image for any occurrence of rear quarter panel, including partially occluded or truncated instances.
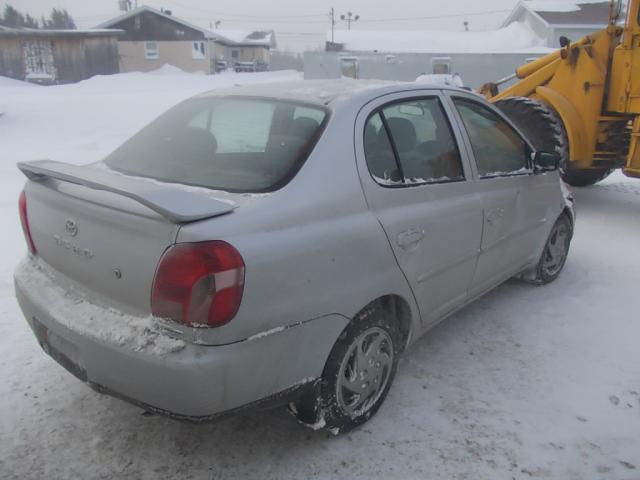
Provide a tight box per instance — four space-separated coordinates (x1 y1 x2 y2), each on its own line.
176 103 420 345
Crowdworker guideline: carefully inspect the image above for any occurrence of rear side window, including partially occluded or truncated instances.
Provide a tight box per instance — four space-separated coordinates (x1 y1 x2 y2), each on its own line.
453 98 529 177
105 97 327 193
364 97 464 186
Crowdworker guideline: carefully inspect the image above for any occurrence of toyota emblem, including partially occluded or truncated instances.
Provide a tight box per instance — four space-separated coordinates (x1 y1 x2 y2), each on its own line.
65 219 78 237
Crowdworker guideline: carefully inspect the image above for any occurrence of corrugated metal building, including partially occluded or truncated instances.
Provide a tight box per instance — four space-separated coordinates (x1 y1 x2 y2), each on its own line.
0 26 121 84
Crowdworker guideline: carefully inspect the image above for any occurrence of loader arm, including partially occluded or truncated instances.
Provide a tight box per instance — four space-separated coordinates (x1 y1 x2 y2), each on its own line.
480 0 640 180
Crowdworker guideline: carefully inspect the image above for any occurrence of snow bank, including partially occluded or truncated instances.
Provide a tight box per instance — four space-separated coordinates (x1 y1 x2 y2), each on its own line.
0 75 38 88
145 64 200 76
328 22 553 54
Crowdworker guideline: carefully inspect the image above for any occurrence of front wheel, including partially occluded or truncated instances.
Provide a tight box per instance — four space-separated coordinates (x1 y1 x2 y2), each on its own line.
290 304 400 434
533 214 573 284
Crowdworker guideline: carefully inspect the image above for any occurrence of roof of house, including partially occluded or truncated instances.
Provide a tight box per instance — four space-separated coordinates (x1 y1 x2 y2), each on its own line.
326 22 554 54
502 1 610 27
96 6 275 47
212 29 276 47
532 1 610 25
0 25 123 37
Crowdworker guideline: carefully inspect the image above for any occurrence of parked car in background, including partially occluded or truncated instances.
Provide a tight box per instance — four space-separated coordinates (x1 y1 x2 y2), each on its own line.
15 80 574 433
215 59 228 73
233 59 269 73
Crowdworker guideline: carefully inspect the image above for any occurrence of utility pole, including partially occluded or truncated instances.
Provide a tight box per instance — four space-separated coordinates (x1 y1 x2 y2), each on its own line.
329 8 336 43
340 11 359 30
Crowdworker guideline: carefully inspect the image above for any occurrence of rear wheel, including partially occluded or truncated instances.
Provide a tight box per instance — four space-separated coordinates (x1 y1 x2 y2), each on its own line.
290 303 400 434
495 96 611 187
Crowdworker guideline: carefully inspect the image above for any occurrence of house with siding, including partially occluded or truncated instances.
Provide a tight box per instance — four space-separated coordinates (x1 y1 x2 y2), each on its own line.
502 1 609 48
0 26 121 84
97 6 275 74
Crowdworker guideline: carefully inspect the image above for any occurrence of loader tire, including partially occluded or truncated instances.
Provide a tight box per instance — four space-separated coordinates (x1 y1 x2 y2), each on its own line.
495 96 612 186
558 167 612 187
495 96 568 168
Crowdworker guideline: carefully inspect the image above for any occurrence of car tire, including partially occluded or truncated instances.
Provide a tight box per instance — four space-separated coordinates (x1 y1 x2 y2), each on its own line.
531 214 573 284
290 303 401 434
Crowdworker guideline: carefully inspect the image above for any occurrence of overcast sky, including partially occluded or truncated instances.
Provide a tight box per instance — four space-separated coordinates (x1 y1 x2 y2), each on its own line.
13 0 521 50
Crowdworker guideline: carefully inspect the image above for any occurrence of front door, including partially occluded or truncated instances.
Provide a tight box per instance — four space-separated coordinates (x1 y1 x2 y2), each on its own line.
447 94 544 297
355 92 483 326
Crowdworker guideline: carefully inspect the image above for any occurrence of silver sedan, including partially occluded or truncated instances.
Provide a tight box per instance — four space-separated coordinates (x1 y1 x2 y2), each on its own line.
15 80 574 433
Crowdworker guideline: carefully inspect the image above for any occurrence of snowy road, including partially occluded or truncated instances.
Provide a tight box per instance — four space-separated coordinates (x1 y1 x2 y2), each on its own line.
1 71 639 479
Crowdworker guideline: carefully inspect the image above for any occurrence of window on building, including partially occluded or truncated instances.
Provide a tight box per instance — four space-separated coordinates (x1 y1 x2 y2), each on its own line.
22 40 56 79
192 41 205 59
431 57 451 74
134 15 141 30
231 49 239 59
144 41 159 59
339 57 359 79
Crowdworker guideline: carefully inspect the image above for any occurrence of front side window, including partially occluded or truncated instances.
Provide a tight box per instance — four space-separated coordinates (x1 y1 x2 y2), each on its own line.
453 98 529 177
144 41 159 59
364 97 464 186
104 97 327 193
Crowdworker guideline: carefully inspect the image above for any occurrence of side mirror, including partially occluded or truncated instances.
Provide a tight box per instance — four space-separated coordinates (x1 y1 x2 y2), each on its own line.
532 151 559 172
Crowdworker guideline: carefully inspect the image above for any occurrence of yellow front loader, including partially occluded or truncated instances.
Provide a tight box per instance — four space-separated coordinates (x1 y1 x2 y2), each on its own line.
480 0 640 186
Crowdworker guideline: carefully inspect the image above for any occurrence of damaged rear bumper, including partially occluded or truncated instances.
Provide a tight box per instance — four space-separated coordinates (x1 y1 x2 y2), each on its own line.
14 258 348 419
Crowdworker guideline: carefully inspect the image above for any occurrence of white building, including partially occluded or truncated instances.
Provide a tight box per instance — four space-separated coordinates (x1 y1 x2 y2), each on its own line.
306 1 611 86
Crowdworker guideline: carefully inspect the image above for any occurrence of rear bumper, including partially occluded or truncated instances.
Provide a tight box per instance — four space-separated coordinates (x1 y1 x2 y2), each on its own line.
14 258 348 418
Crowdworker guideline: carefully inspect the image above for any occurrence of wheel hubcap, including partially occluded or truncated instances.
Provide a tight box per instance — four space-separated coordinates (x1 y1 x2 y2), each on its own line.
542 222 569 276
336 327 394 417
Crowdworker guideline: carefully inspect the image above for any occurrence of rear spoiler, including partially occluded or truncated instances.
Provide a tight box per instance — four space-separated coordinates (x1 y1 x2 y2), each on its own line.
18 160 237 223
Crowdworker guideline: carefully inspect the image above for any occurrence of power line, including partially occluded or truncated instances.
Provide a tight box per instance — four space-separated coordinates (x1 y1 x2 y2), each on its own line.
80 6 513 27
180 16 327 24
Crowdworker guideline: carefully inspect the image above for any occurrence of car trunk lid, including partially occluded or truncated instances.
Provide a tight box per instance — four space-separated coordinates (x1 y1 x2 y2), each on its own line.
19 160 237 313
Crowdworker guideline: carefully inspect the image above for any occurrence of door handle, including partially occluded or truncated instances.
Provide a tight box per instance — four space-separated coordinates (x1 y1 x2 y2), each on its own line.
397 228 425 249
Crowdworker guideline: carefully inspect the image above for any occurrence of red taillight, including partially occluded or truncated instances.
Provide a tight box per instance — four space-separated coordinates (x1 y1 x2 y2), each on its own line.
19 191 36 255
151 241 245 327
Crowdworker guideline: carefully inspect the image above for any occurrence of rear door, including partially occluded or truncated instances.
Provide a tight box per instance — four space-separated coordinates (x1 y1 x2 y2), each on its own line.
446 93 547 297
355 90 483 326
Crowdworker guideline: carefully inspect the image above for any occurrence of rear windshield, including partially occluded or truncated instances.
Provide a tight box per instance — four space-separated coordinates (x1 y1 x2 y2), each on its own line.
104 96 328 193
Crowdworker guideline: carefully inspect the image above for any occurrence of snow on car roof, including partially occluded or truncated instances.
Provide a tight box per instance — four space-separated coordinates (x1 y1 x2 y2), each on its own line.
195 79 456 106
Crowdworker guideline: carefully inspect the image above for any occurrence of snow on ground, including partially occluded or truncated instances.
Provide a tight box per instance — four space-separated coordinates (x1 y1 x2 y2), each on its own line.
1 71 639 479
